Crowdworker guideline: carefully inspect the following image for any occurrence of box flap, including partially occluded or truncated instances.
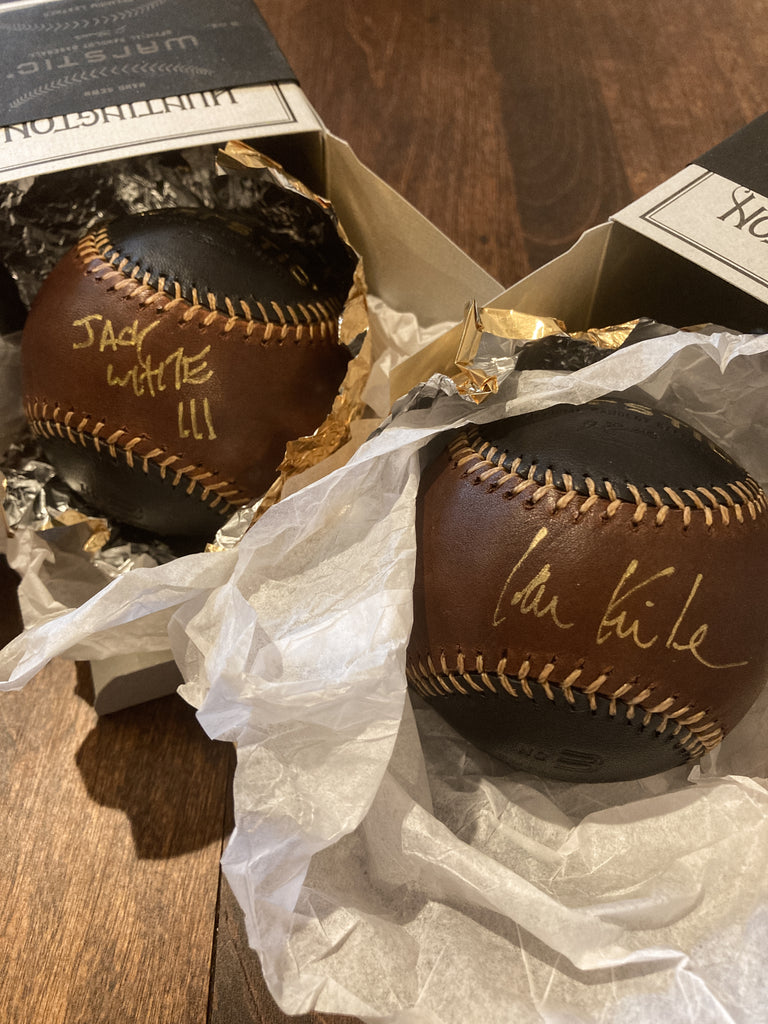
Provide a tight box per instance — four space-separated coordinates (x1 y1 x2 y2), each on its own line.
698 112 768 196
323 133 502 325
487 222 613 330
0 82 322 183
612 113 768 310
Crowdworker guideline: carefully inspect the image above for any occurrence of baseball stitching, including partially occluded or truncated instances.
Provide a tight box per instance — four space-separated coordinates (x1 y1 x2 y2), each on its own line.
406 653 713 758
79 227 345 342
454 425 766 528
25 399 244 512
407 414 768 759
25 224 349 514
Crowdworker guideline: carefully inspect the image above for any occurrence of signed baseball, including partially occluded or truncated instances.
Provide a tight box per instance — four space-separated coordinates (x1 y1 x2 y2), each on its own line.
21 206 354 540
407 398 768 782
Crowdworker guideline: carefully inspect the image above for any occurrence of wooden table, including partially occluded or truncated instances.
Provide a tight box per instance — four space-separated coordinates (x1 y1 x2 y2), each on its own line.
2 2 766 1021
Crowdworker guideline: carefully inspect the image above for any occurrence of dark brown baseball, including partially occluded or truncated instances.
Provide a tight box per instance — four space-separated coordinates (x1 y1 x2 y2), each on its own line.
21 207 354 540
407 398 768 782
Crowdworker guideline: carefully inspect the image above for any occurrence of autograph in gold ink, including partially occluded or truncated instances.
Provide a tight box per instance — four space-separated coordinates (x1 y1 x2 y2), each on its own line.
493 525 747 670
72 314 216 440
178 398 217 441
493 527 575 630
597 560 747 669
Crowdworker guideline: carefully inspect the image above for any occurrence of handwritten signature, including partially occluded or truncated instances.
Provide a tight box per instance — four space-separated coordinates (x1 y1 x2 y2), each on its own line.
72 314 213 399
493 525 746 670
72 313 218 441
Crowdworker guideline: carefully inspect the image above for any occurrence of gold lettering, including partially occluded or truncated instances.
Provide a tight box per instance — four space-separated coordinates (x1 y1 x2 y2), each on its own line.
177 398 216 441
72 314 101 349
666 574 748 669
202 396 217 440
493 527 574 630
597 560 674 650
99 318 118 351
73 314 160 356
107 363 140 393
102 317 158 352
74 311 214 400
178 400 190 439
598 562 748 671
189 399 204 440
162 348 184 391
181 346 213 387
488 527 746 672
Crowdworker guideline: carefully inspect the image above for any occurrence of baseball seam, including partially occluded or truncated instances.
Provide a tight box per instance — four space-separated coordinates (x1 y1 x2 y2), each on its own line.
26 401 245 513
405 651 715 757
407 421 756 758
78 229 344 343
451 430 766 528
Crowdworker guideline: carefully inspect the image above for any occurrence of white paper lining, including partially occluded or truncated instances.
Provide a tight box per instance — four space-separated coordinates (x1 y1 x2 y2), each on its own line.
3 302 768 1023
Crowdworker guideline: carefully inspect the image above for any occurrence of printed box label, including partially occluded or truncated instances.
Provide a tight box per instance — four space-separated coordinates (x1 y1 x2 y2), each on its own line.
0 0 294 123
614 166 768 301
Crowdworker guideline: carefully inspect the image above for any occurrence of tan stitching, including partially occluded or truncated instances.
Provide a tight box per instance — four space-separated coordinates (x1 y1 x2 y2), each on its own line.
450 427 765 529
78 229 343 337
407 650 718 756
576 494 599 516
25 403 246 514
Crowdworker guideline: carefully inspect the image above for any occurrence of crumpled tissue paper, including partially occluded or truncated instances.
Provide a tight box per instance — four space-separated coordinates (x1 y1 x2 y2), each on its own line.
3 304 768 1023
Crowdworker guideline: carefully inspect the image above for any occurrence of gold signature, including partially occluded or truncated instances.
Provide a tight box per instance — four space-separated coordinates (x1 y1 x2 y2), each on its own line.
493 526 747 670
72 314 213 398
72 314 216 440
493 527 574 630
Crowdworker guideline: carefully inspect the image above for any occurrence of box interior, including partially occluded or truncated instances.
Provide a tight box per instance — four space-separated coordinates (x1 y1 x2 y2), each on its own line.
496 220 768 334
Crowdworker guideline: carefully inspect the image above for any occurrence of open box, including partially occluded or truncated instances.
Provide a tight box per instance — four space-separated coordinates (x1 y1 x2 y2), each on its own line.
5 4 767 713
4 6 768 1023
0 0 501 711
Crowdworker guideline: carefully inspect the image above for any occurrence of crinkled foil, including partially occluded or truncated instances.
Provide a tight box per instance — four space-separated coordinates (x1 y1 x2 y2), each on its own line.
418 300 662 404
2 428 180 574
0 145 284 311
0 141 370 569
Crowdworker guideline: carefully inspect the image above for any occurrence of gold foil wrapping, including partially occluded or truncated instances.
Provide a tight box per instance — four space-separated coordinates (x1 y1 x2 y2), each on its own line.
214 142 372 532
411 301 642 404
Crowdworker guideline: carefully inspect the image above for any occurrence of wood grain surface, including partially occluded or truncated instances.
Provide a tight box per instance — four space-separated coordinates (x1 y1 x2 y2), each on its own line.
2 2 767 1022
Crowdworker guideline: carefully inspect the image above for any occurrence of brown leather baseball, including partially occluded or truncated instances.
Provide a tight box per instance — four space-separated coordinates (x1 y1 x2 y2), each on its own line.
21 207 353 540
407 398 768 782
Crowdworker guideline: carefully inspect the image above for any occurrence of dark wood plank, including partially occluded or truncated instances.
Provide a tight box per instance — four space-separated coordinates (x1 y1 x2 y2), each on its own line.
0 644 235 1024
258 0 528 286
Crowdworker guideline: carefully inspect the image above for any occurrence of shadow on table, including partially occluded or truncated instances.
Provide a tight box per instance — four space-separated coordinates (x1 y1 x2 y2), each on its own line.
74 665 235 859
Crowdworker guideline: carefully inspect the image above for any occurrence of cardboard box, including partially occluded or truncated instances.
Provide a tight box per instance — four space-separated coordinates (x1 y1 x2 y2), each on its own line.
0 0 502 712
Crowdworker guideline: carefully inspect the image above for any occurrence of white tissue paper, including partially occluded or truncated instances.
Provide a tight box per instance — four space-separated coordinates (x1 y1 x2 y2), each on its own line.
3 299 768 1024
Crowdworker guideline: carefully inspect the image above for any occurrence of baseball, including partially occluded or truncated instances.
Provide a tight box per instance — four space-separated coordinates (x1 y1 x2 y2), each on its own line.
21 206 354 541
407 398 768 782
